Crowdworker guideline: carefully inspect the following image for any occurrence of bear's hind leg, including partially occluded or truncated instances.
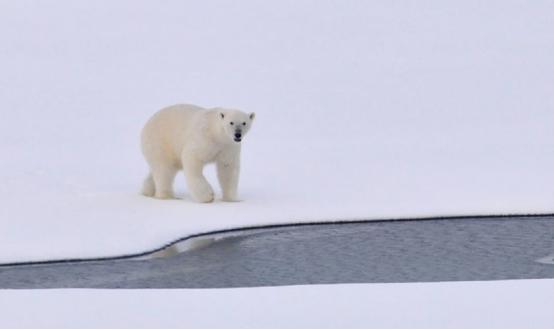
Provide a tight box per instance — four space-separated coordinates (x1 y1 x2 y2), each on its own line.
152 166 177 199
142 173 155 197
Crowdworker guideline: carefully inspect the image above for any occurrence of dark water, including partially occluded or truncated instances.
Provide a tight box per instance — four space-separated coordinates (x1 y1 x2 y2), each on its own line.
1 217 554 289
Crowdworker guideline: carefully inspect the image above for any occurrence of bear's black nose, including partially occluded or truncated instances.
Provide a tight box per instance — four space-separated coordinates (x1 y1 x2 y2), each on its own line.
234 133 242 138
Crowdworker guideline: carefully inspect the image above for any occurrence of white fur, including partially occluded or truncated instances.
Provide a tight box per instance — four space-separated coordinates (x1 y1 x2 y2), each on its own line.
141 104 255 203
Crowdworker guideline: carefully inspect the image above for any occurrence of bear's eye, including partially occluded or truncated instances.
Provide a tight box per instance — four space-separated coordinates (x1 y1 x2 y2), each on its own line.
230 122 234 125
242 122 246 126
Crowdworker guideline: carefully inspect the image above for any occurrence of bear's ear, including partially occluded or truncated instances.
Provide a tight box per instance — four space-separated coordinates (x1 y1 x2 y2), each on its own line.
220 113 225 119
249 112 255 120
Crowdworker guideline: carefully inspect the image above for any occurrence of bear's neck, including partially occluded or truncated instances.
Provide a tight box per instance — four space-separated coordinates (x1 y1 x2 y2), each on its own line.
206 111 232 145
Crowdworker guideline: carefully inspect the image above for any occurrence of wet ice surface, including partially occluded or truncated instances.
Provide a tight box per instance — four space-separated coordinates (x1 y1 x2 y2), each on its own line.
1 216 554 289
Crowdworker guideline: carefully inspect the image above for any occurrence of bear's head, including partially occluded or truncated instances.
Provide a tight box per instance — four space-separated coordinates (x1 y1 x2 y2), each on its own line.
218 110 255 143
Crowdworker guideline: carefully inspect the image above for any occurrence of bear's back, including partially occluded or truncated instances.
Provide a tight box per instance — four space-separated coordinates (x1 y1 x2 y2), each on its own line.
141 104 207 164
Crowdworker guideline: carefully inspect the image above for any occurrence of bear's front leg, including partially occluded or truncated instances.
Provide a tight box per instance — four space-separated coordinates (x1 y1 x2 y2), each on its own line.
182 157 214 203
217 151 240 202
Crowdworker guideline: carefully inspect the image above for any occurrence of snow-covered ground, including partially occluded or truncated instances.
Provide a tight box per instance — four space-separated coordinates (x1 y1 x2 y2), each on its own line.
1 0 553 263
1 279 553 328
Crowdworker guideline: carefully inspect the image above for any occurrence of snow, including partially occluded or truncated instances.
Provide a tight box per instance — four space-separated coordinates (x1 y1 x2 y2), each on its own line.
1 279 553 328
1 0 553 263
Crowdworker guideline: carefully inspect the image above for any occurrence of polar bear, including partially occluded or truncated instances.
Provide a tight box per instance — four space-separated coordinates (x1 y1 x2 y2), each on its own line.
140 104 255 203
